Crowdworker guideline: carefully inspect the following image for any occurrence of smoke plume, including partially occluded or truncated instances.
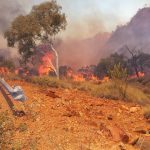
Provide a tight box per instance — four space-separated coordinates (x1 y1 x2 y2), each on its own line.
55 32 110 69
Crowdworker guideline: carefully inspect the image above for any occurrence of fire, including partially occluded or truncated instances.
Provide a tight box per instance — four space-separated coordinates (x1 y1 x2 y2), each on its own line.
130 71 145 79
67 70 85 82
89 75 99 82
38 52 54 76
72 73 85 82
138 72 145 77
66 67 110 83
0 67 9 75
101 76 110 83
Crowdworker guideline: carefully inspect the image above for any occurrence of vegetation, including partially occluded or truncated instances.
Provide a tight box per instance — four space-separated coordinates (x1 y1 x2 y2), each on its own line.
95 52 150 78
0 56 15 70
143 106 150 119
109 63 128 100
18 123 28 132
4 0 67 63
95 53 127 78
23 76 149 105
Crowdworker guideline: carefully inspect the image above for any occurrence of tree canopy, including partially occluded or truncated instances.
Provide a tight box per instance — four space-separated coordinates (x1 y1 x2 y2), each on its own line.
4 0 67 63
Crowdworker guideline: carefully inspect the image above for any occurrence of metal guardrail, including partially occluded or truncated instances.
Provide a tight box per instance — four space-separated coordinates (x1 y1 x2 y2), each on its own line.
0 78 27 101
0 78 27 117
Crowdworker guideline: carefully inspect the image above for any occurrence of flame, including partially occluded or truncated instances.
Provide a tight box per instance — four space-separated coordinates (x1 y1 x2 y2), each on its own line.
72 73 85 82
101 76 110 83
38 52 54 76
130 71 145 79
66 68 110 83
0 67 9 75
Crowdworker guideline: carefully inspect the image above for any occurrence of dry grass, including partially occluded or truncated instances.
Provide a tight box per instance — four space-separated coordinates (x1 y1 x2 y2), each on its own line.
143 106 150 119
23 76 150 106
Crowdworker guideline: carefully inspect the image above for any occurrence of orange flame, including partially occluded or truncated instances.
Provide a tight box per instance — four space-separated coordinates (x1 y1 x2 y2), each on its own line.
38 52 53 76
130 71 145 79
0 67 9 75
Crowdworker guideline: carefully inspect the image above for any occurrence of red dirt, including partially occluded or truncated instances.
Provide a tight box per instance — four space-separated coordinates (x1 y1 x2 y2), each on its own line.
0 80 149 150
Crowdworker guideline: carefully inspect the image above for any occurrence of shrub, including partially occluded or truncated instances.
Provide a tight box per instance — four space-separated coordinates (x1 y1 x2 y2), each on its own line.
109 63 128 99
12 75 149 105
18 123 28 132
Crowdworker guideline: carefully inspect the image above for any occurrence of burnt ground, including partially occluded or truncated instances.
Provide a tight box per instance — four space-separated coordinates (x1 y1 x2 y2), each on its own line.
0 80 150 150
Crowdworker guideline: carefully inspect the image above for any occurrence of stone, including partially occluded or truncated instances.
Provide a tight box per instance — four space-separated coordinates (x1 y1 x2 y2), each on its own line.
130 107 140 113
135 135 150 150
103 123 129 143
134 127 147 134
108 114 113 120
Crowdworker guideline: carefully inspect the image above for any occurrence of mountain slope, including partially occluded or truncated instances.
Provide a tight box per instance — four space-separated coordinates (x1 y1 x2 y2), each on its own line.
106 7 150 55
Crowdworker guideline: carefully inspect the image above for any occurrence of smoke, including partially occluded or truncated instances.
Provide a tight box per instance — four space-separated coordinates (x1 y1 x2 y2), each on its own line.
55 11 111 69
0 0 32 33
0 0 33 61
106 7 150 55
55 32 110 69
0 0 113 69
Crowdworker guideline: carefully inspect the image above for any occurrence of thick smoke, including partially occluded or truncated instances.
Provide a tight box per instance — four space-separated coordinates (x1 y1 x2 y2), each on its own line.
55 11 110 69
55 32 110 69
0 0 110 69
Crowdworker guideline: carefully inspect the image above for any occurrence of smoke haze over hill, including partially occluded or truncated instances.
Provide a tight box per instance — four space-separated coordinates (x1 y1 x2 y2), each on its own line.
106 7 150 55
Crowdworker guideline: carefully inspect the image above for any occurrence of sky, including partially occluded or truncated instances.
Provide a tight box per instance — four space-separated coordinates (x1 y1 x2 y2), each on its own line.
32 0 150 39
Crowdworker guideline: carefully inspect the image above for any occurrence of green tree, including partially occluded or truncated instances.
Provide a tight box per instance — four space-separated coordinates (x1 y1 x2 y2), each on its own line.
4 0 67 77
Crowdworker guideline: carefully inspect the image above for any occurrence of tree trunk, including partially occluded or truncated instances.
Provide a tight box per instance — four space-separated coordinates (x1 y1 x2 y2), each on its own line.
50 44 59 79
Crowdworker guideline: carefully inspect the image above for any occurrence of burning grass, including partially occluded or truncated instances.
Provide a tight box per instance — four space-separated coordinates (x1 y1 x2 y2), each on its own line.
23 76 149 106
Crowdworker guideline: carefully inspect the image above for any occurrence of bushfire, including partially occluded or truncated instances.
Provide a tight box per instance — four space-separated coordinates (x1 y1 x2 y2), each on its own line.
38 52 54 76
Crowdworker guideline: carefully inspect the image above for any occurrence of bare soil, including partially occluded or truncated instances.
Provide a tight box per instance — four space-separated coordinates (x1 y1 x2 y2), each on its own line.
0 80 149 150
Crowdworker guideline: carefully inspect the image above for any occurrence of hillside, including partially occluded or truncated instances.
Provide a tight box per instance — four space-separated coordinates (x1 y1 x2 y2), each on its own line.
105 7 150 55
0 80 149 149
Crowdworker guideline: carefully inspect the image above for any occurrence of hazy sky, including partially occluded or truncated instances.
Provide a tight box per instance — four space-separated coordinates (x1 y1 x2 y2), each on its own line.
31 0 150 39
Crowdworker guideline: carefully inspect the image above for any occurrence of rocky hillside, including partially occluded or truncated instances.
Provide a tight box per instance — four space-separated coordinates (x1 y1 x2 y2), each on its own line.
105 7 150 55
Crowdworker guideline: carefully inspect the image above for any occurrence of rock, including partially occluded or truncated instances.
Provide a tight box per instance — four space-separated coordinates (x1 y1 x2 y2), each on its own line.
134 127 147 134
130 136 139 145
135 135 150 150
121 105 129 111
108 114 113 120
129 107 140 113
100 123 129 143
108 124 129 143
111 143 134 150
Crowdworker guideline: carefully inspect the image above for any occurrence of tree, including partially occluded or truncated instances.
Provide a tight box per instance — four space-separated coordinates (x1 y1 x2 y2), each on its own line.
109 63 128 100
4 0 67 78
95 53 127 78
